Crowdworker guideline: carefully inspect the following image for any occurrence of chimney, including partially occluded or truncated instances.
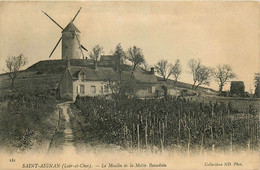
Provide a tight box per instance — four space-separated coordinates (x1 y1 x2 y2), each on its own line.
150 67 154 74
94 61 98 70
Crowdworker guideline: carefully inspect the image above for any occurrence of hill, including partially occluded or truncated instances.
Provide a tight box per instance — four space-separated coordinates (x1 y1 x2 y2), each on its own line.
157 77 217 95
0 59 217 97
0 59 96 95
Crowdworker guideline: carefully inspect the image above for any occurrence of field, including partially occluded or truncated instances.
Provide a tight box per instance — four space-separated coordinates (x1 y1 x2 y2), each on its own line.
72 96 259 153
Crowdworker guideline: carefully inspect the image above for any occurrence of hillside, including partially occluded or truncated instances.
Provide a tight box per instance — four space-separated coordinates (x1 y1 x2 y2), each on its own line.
0 59 217 97
0 59 95 94
157 77 217 95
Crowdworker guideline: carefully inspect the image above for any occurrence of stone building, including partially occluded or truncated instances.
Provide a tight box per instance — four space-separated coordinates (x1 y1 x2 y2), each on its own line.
61 23 82 60
58 61 158 100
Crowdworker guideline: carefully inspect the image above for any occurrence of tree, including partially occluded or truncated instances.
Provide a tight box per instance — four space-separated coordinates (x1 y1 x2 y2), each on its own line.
104 71 135 101
126 46 145 71
254 73 260 98
230 81 245 96
195 66 213 89
213 64 236 92
155 59 181 82
188 58 201 89
141 62 150 71
112 43 126 71
155 60 168 81
172 59 182 84
6 54 28 89
89 45 104 61
188 58 212 89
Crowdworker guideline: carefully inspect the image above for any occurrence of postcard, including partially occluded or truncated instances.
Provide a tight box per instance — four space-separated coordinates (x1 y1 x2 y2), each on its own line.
0 1 259 170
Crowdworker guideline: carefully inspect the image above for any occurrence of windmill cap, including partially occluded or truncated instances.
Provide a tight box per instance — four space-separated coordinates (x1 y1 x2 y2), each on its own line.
62 22 80 33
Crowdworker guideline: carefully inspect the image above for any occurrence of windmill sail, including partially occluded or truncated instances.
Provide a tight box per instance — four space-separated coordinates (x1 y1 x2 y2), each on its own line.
43 8 88 60
42 11 63 30
81 45 88 52
49 37 62 58
71 7 82 22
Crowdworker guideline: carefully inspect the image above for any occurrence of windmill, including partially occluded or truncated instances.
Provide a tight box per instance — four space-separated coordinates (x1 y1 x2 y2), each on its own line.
42 7 88 60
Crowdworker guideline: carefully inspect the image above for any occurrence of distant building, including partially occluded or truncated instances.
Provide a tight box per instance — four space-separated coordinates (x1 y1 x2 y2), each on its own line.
58 61 158 100
230 81 245 96
131 68 158 98
100 55 114 66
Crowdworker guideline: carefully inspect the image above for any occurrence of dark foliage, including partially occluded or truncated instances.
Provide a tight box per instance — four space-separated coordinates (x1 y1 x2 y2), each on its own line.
74 96 258 152
230 81 245 96
0 88 57 152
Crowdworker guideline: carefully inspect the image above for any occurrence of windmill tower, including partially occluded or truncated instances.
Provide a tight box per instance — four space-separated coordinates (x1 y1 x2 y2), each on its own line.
42 7 88 60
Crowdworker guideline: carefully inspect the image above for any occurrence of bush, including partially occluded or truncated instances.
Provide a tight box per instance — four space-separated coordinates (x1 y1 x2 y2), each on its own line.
230 81 245 96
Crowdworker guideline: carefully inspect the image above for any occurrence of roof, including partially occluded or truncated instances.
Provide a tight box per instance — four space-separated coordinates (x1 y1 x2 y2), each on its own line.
62 22 80 33
100 55 113 61
133 71 158 84
231 81 244 83
100 55 114 66
65 64 157 83
69 59 93 66
119 71 157 84
68 66 116 81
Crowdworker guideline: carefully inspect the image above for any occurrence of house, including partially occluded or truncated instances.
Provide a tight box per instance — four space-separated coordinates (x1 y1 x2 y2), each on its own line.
100 55 114 66
58 61 159 100
131 68 158 98
58 61 116 100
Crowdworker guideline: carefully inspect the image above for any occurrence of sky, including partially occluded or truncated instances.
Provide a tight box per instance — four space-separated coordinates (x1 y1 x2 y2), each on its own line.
0 1 259 91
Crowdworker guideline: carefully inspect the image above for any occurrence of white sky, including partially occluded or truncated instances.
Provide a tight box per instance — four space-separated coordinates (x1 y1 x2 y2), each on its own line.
0 1 259 91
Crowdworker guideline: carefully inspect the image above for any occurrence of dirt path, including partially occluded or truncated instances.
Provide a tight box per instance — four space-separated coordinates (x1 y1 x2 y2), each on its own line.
48 102 77 154
58 102 76 154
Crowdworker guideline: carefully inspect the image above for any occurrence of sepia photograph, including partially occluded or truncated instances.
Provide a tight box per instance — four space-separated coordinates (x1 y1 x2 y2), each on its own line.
0 1 259 170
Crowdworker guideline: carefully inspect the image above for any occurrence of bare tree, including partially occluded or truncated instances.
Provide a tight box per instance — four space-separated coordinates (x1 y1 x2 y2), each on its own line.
126 46 145 71
188 58 212 89
155 59 181 82
89 45 104 61
141 62 150 71
172 59 182 84
105 71 134 99
6 54 28 89
213 64 236 92
188 58 201 88
195 66 213 89
155 60 168 81
113 43 126 71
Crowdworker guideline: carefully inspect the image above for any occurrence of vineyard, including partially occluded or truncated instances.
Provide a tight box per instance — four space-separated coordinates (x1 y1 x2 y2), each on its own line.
74 96 259 153
0 88 58 152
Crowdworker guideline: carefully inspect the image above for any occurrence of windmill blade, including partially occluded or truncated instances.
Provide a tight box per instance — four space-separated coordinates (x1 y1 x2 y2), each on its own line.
49 37 62 58
75 33 84 59
81 45 88 52
71 7 82 22
42 11 64 30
